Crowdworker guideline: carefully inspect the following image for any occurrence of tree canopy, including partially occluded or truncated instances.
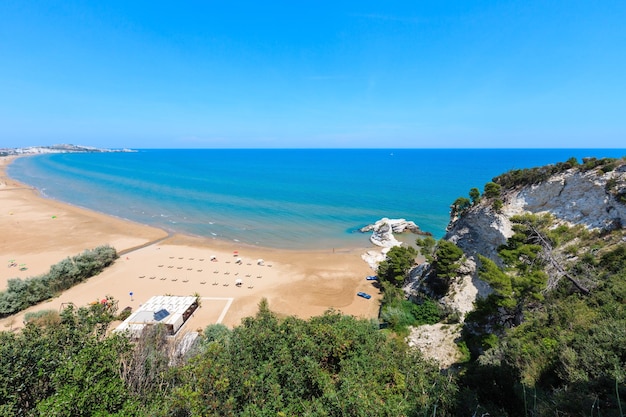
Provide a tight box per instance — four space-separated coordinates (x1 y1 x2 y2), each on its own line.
0 299 458 417
460 214 626 416
377 245 417 287
167 304 456 416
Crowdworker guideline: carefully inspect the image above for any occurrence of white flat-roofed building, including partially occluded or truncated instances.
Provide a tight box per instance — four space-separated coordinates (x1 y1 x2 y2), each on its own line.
115 295 199 337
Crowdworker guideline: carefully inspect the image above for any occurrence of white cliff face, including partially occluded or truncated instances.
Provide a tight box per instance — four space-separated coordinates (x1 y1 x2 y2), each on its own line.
437 162 626 315
446 163 626 265
445 206 516 266
408 160 626 367
440 258 493 317
404 258 493 319
515 168 626 230
440 164 626 306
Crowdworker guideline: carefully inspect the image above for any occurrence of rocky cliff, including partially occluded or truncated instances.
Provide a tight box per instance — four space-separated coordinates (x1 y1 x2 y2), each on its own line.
440 159 626 305
406 158 626 368
446 159 626 267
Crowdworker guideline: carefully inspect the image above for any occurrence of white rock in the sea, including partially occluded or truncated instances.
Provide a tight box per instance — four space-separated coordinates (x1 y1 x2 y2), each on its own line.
370 223 401 248
361 218 422 247
360 217 421 234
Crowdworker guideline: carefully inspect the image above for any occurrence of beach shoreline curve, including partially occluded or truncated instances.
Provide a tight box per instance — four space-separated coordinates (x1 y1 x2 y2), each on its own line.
0 155 380 331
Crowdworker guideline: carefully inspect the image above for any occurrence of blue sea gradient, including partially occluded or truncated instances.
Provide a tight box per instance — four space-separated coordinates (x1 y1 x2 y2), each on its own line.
8 149 626 250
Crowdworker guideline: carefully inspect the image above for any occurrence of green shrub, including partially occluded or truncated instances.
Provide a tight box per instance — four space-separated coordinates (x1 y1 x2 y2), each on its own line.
452 196 471 217
203 323 231 344
23 310 59 326
409 298 443 325
469 187 481 204
377 245 417 287
0 245 118 318
484 182 502 198
606 177 618 192
601 162 616 172
416 235 436 262
580 157 618 172
380 293 443 333
380 305 415 333
481 333 499 351
433 240 464 280
599 245 626 273
457 340 471 363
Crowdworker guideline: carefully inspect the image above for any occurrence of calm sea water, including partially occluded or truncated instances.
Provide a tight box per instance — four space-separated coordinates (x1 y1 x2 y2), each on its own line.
8 149 626 250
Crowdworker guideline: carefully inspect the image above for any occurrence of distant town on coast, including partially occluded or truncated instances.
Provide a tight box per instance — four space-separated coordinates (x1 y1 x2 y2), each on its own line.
0 144 134 156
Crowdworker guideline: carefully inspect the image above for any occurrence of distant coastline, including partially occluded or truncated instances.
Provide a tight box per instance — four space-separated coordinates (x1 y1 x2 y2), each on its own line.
0 143 134 156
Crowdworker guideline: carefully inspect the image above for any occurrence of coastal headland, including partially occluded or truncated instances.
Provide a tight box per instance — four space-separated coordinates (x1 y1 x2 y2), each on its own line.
0 155 378 331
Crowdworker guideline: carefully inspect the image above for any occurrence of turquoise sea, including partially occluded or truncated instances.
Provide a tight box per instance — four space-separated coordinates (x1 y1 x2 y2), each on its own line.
8 149 626 250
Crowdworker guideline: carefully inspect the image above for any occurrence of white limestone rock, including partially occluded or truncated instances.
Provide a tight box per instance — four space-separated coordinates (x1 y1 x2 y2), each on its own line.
445 162 626 266
432 160 626 325
514 169 626 230
361 217 425 248
405 160 626 367
445 206 516 266
361 248 391 271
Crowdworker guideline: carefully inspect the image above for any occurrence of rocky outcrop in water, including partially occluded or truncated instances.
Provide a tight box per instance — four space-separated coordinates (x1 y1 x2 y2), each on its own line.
359 218 431 271
360 218 429 248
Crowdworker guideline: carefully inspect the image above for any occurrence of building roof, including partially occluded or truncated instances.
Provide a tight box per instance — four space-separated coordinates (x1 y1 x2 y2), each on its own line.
114 295 197 336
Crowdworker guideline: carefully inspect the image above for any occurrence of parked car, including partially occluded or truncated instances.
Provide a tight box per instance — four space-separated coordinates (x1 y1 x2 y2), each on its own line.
357 291 372 299
365 275 378 281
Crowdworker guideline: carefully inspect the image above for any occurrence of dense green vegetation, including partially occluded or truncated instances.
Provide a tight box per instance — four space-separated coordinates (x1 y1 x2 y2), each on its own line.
0 245 117 318
169 301 456 416
451 197 471 217
379 283 443 334
377 239 460 334
377 245 417 287
451 187 481 218
416 235 436 262
376 241 455 334
400 158 626 415
460 213 626 416
492 156 625 189
425 240 465 297
0 300 457 416
0 301 140 416
451 181 506 217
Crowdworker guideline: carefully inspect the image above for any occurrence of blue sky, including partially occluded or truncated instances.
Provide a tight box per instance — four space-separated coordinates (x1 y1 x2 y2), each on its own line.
1 1 625 149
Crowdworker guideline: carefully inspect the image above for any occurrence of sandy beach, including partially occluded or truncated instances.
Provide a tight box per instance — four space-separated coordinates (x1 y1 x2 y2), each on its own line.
0 156 380 331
